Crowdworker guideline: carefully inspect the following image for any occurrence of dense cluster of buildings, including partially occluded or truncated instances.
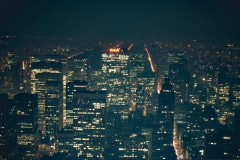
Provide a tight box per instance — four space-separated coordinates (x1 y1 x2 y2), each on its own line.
0 38 240 159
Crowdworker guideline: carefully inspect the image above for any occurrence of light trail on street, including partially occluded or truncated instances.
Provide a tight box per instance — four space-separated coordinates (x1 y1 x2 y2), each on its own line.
67 52 83 59
144 44 156 72
128 43 133 51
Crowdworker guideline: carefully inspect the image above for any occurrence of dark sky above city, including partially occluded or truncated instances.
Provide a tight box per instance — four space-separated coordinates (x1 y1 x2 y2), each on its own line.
0 0 240 42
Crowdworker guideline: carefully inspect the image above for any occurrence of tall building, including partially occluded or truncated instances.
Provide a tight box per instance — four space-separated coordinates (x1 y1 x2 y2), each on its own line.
14 93 38 159
67 54 88 82
233 110 240 158
4 52 18 98
0 94 11 159
202 105 219 134
87 69 103 91
31 55 64 135
183 103 205 159
167 50 191 105
129 52 145 109
136 86 145 113
2 54 25 98
72 90 107 159
231 76 240 111
45 80 63 136
102 48 130 120
66 80 88 126
137 72 157 115
205 126 235 159
0 94 23 159
118 134 149 159
166 50 184 64
6 51 15 70
216 72 231 124
19 61 30 92
152 77 176 159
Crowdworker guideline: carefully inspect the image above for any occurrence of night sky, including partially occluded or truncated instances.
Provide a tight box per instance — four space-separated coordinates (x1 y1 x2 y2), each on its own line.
0 0 240 41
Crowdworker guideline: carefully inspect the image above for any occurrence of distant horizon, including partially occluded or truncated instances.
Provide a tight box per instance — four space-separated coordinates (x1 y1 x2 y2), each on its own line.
1 33 239 46
0 0 239 43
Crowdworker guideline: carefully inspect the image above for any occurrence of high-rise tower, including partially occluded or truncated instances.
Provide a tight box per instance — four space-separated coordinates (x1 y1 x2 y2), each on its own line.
152 77 176 159
72 90 107 159
14 93 38 159
102 48 130 120
31 55 64 135
66 80 88 126
0 94 11 159
129 51 145 110
137 72 157 115
67 54 88 82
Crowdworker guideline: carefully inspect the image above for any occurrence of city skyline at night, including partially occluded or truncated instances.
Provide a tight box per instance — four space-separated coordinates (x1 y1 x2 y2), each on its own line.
0 0 240 160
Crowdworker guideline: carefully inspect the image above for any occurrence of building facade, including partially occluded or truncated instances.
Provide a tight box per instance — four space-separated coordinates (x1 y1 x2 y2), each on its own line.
72 90 107 159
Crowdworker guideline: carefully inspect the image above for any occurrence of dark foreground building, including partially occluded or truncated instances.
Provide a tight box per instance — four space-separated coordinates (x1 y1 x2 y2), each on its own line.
152 77 177 159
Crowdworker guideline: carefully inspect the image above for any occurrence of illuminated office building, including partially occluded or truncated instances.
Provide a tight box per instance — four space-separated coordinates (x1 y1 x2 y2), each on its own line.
137 72 157 115
233 110 240 158
136 86 144 113
118 134 149 159
205 126 235 159
72 90 106 159
6 51 15 69
102 48 130 119
66 80 88 126
231 77 240 110
216 73 231 125
202 106 218 134
152 77 176 160
67 54 88 82
56 130 73 154
45 80 63 136
2 52 26 98
87 69 103 91
31 55 64 135
19 61 30 93
142 127 153 158
0 94 12 159
166 50 184 64
14 93 38 159
129 52 145 109
169 63 190 104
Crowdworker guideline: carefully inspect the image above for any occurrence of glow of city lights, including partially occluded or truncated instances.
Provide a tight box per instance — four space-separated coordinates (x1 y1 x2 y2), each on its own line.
157 81 161 94
22 61 25 70
144 44 156 72
109 48 120 53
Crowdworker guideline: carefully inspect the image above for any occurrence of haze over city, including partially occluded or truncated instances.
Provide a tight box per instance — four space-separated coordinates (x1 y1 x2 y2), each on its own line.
1 0 240 41
0 0 240 160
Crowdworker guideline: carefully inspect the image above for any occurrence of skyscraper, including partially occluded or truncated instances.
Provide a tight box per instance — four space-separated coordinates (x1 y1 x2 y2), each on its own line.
167 50 190 104
67 54 88 82
166 50 184 64
137 72 157 115
31 55 64 135
45 80 62 136
66 80 88 126
14 93 38 159
152 77 176 159
136 86 144 112
118 134 149 159
216 72 231 124
72 90 107 159
129 51 145 110
102 48 130 120
0 94 11 159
